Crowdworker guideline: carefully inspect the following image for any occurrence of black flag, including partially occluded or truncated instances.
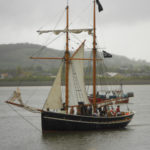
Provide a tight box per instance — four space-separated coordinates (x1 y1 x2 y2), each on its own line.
96 0 103 12
103 51 112 58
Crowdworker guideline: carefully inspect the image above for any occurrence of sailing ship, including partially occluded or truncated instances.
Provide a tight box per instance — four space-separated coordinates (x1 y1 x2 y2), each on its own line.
6 0 134 131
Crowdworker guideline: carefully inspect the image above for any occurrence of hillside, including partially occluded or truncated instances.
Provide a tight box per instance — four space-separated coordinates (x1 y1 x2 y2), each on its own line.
0 43 64 70
0 43 150 73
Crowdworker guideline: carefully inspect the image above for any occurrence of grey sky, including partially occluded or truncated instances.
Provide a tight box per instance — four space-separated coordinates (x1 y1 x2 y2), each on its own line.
0 0 150 61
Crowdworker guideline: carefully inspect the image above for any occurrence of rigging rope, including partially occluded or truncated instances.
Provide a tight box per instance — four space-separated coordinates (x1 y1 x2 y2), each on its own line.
37 8 65 31
24 87 40 105
70 33 92 50
31 32 64 57
6 103 41 132
69 2 91 28
32 7 65 58
53 9 65 30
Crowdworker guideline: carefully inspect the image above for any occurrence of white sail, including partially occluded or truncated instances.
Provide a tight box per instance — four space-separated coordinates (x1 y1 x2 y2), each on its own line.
68 65 79 106
68 42 90 106
37 28 93 35
43 64 63 110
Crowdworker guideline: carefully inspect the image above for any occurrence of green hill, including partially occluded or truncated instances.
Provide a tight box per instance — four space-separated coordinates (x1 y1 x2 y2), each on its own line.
0 43 150 74
0 43 64 70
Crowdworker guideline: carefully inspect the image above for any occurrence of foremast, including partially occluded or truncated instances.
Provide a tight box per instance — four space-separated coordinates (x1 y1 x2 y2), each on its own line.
65 5 70 114
93 0 97 113
31 4 71 114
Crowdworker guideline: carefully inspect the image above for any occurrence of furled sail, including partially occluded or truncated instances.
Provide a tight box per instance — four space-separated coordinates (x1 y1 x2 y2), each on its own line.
69 29 93 35
37 28 93 35
6 88 41 113
8 88 24 105
43 64 63 110
68 42 90 106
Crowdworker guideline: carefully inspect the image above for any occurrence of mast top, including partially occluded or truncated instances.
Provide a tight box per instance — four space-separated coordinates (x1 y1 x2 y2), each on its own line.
67 0 69 7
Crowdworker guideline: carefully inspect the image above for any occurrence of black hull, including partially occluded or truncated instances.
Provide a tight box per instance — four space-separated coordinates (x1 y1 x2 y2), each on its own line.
41 111 134 131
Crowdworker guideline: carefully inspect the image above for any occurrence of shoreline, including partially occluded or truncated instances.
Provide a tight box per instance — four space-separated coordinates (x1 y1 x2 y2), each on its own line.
1 80 150 86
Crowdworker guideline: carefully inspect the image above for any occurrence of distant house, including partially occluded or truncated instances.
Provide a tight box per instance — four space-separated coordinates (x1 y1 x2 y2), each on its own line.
50 75 56 78
107 72 118 77
0 73 9 79
97 72 120 78
120 66 129 71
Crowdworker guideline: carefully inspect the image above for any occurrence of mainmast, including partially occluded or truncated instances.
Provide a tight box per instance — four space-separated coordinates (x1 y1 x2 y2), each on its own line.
93 0 97 112
65 4 70 114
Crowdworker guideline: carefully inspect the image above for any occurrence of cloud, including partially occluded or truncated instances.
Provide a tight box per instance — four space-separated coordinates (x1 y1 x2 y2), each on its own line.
1 0 150 27
101 0 150 24
0 0 150 61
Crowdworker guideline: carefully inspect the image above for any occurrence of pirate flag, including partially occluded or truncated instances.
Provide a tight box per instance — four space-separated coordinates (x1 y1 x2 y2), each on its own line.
96 0 103 12
103 51 112 58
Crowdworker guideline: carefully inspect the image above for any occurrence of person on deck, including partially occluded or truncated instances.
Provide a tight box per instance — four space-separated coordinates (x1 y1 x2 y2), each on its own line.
116 105 121 116
70 107 74 115
98 106 102 116
110 106 115 116
87 105 92 116
103 105 107 116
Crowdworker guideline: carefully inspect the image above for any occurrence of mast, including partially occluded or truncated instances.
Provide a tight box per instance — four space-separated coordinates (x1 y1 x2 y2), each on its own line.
93 0 97 112
65 4 70 114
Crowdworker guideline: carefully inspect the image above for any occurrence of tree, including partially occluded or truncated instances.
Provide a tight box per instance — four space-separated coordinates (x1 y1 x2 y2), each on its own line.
16 66 23 76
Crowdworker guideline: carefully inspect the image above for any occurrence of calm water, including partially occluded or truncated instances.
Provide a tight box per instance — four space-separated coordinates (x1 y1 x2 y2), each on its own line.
0 85 150 150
